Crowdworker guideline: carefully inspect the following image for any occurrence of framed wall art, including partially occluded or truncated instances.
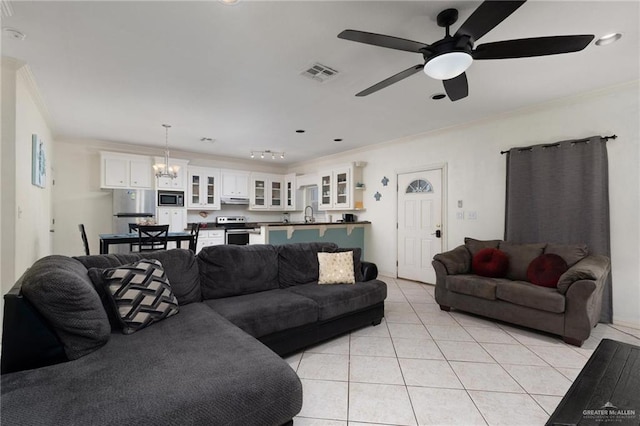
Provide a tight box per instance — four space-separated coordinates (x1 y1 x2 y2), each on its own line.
32 134 47 188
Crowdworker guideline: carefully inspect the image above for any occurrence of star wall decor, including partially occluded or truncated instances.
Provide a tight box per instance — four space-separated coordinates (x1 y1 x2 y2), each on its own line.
381 176 389 186
374 191 382 201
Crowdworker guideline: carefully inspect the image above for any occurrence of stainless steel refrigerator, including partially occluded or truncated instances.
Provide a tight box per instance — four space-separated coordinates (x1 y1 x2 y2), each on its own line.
112 189 156 253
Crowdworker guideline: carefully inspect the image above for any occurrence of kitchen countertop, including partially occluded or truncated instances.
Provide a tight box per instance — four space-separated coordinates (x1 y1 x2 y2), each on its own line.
257 221 371 227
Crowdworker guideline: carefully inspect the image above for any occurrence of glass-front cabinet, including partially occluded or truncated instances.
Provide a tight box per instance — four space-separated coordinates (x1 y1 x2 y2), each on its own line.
318 166 351 210
187 166 221 210
250 174 286 210
284 173 297 211
251 175 267 209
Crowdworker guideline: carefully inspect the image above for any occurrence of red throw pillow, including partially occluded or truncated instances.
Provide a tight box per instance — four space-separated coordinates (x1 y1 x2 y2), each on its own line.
472 248 509 278
527 254 569 288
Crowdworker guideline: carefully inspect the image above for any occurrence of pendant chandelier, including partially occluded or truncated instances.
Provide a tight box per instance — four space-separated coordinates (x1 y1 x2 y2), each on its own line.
153 124 179 179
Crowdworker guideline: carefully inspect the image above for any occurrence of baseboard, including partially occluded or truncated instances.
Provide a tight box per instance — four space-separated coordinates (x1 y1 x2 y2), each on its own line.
612 319 640 330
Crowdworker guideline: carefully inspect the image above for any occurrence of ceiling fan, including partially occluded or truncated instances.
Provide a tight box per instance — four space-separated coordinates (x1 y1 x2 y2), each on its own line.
338 0 594 101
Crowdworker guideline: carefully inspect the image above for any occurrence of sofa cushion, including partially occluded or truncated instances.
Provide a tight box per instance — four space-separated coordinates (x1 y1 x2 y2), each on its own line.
318 252 355 284
544 243 589 267
323 247 365 282
20 255 110 360
495 280 565 313
433 245 471 275
0 303 303 425
204 290 318 338
277 242 338 287
75 249 201 305
556 260 599 294
499 242 547 281
101 259 180 334
527 254 568 288
198 245 279 299
464 237 501 257
286 279 387 321
445 275 498 300
472 248 509 278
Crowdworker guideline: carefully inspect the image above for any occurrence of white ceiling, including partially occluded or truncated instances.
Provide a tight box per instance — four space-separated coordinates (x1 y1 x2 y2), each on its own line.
2 1 639 164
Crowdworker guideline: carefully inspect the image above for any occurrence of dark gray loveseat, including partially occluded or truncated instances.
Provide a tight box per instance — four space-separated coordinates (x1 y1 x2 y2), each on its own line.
432 238 610 346
1 242 386 425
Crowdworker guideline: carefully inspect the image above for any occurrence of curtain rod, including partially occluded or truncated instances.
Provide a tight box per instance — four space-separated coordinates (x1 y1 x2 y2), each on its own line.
500 134 617 155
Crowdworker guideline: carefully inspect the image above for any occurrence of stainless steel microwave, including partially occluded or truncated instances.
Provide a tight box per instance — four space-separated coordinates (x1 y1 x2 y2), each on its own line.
157 191 184 207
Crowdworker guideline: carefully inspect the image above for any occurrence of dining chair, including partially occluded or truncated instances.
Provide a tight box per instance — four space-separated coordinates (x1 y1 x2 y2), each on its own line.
78 224 90 256
128 223 140 252
137 224 169 252
189 222 201 252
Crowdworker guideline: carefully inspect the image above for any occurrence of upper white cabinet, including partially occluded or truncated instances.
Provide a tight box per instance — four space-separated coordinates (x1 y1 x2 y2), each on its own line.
221 170 250 198
101 152 153 189
318 163 366 211
187 166 221 210
154 158 189 190
284 173 299 211
250 173 285 210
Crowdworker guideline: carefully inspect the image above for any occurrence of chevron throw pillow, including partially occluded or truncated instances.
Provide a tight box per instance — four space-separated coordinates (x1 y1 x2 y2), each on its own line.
102 259 179 334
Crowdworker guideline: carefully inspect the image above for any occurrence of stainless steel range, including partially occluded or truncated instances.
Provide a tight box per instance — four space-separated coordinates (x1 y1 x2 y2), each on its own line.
216 216 250 245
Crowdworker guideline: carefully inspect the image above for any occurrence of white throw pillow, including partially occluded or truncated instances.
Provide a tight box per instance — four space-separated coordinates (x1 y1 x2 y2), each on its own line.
317 251 355 284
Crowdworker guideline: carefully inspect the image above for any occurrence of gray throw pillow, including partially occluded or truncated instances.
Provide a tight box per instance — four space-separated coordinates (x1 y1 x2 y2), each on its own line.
20 255 111 360
545 243 589 267
464 238 501 257
499 241 547 281
101 259 179 334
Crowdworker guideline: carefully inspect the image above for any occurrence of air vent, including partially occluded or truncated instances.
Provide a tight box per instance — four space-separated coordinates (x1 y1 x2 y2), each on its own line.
301 63 339 83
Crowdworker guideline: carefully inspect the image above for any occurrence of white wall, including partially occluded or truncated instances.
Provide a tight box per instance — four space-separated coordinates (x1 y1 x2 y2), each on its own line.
290 81 640 328
1 60 54 335
52 138 288 255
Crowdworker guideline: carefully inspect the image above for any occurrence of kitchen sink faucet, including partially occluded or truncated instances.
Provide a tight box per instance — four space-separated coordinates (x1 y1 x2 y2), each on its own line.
304 205 315 223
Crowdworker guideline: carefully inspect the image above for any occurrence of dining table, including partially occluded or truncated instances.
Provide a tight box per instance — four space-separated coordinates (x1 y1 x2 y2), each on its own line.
99 231 193 254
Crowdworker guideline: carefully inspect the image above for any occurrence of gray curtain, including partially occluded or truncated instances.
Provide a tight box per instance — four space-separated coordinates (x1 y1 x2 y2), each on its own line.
504 135 612 323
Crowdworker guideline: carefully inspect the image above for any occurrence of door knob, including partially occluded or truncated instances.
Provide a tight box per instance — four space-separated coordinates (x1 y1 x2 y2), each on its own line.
431 230 442 238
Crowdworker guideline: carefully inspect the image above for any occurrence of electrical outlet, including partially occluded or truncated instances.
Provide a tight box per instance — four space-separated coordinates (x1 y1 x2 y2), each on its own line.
467 211 477 220
456 211 464 220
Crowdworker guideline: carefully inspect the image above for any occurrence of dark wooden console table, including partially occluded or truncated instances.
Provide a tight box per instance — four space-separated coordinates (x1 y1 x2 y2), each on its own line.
546 338 639 425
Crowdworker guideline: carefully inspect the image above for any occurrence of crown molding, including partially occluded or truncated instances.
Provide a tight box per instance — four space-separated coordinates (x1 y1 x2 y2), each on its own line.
17 64 55 131
1 0 13 18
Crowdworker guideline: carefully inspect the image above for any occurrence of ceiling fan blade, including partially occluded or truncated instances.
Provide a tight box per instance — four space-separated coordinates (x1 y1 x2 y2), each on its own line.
455 1 526 42
338 30 428 53
473 35 594 59
356 64 424 97
443 73 468 101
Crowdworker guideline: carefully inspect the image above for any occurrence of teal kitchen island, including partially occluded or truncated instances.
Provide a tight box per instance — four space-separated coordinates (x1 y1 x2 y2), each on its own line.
250 222 370 254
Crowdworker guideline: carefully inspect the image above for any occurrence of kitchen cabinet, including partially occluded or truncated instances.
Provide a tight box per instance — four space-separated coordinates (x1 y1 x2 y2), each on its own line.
221 170 250 198
317 163 366 210
156 207 186 233
284 173 299 211
250 173 284 210
196 229 225 253
101 152 153 189
154 158 189 190
187 166 221 210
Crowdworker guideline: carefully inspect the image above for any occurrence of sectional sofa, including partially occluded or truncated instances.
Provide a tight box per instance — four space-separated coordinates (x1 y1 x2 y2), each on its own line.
1 242 387 425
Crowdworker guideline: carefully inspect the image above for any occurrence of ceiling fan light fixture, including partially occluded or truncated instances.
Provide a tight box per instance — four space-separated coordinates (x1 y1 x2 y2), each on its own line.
424 51 473 80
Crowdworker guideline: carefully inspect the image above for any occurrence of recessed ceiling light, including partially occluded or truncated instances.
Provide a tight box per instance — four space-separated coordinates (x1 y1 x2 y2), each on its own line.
333 138 343 142
595 33 622 46
295 129 305 133
431 93 447 100
219 0 240 5
3 28 26 40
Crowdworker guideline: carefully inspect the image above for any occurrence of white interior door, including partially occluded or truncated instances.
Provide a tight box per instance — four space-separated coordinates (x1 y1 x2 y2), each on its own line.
397 169 443 283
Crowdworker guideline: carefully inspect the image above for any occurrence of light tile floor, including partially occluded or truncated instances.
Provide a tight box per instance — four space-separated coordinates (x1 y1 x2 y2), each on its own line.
287 276 640 426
